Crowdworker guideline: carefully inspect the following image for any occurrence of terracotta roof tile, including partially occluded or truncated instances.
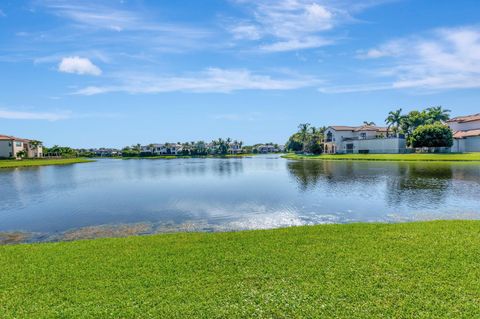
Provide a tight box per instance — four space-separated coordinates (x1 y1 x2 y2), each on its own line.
448 113 480 123
328 125 389 132
453 129 480 139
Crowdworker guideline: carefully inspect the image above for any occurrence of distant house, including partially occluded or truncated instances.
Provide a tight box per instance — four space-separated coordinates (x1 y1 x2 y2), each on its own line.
228 142 243 154
323 125 406 154
90 148 121 157
447 113 480 152
141 143 183 155
255 144 280 153
0 135 43 159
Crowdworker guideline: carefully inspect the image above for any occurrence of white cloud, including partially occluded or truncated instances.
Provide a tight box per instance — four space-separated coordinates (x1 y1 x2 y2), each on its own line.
58 56 102 76
74 68 319 95
230 24 262 40
0 109 70 121
227 0 337 51
260 37 332 52
227 0 390 52
337 26 480 92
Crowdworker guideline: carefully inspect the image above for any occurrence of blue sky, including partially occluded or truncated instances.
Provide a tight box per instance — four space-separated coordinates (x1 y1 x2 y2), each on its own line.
0 0 479 148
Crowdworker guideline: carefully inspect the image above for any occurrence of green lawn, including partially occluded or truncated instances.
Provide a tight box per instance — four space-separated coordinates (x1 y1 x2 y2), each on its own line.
283 152 480 162
0 158 94 169
1 221 479 318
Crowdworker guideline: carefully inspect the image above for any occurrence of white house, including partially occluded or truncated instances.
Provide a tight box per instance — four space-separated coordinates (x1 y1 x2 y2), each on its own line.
323 125 406 154
447 113 480 152
256 144 279 153
141 143 183 155
0 134 43 159
228 142 243 154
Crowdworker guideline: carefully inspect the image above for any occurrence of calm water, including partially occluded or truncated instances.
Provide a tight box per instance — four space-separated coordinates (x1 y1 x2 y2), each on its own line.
1 156 480 242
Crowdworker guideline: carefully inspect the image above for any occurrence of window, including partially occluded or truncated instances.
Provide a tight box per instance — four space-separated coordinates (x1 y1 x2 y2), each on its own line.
15 142 22 147
360 133 367 139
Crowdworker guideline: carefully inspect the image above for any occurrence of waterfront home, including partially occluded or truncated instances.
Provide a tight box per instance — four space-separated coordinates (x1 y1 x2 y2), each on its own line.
256 144 279 153
141 143 183 155
323 125 406 154
447 114 480 152
0 134 43 158
228 142 243 154
90 148 122 157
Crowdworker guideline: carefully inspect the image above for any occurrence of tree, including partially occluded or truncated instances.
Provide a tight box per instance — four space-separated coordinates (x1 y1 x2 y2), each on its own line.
385 108 403 137
425 106 450 124
286 125 324 154
363 121 376 126
410 124 453 148
16 150 27 158
285 133 303 152
297 123 310 153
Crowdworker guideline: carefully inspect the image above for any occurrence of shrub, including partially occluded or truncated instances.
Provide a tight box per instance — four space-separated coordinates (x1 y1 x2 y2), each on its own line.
410 123 453 148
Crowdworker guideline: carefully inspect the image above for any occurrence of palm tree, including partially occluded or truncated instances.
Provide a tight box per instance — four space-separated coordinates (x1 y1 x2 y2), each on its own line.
426 106 451 124
385 108 403 137
297 123 310 153
146 143 154 155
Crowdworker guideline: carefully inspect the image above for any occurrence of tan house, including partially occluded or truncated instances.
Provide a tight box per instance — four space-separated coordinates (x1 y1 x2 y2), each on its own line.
0 134 43 159
447 114 480 152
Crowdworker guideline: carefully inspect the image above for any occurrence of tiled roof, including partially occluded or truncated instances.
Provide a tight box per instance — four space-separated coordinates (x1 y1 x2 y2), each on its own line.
0 134 30 142
329 125 389 132
354 125 389 132
453 129 480 139
328 126 358 131
447 113 480 123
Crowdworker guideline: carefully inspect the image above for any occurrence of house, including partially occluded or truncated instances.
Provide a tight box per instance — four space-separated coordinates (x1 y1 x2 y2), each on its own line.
447 113 480 152
228 142 243 154
0 135 43 159
90 148 121 157
256 144 279 153
323 125 406 154
141 143 183 155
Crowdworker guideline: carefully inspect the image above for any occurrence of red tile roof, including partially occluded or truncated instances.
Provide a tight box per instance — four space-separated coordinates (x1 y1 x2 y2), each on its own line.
0 134 31 142
453 129 480 139
328 126 358 131
328 125 389 132
447 113 480 123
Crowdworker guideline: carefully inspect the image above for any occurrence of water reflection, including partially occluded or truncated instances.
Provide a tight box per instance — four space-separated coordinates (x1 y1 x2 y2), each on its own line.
1 157 479 243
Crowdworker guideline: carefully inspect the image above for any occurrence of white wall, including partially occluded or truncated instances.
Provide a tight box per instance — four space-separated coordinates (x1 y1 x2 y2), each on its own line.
340 138 406 154
0 140 13 158
464 137 480 152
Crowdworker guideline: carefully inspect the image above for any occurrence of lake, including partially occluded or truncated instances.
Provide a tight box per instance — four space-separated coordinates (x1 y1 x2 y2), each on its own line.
1 155 480 243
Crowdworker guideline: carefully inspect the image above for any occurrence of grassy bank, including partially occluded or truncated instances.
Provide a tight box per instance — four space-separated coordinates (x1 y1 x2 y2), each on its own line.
1 221 479 318
0 158 94 169
283 152 480 162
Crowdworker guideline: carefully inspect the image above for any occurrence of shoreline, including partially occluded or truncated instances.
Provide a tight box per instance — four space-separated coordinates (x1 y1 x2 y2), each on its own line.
282 152 480 162
2 217 479 245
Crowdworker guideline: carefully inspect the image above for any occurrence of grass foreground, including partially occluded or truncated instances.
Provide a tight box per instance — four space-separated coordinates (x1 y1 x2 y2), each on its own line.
0 158 94 169
283 152 480 162
1 221 479 318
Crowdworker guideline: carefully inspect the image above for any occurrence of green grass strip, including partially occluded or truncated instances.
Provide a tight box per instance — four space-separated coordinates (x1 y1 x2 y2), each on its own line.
1 221 479 318
0 158 94 169
283 152 480 162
